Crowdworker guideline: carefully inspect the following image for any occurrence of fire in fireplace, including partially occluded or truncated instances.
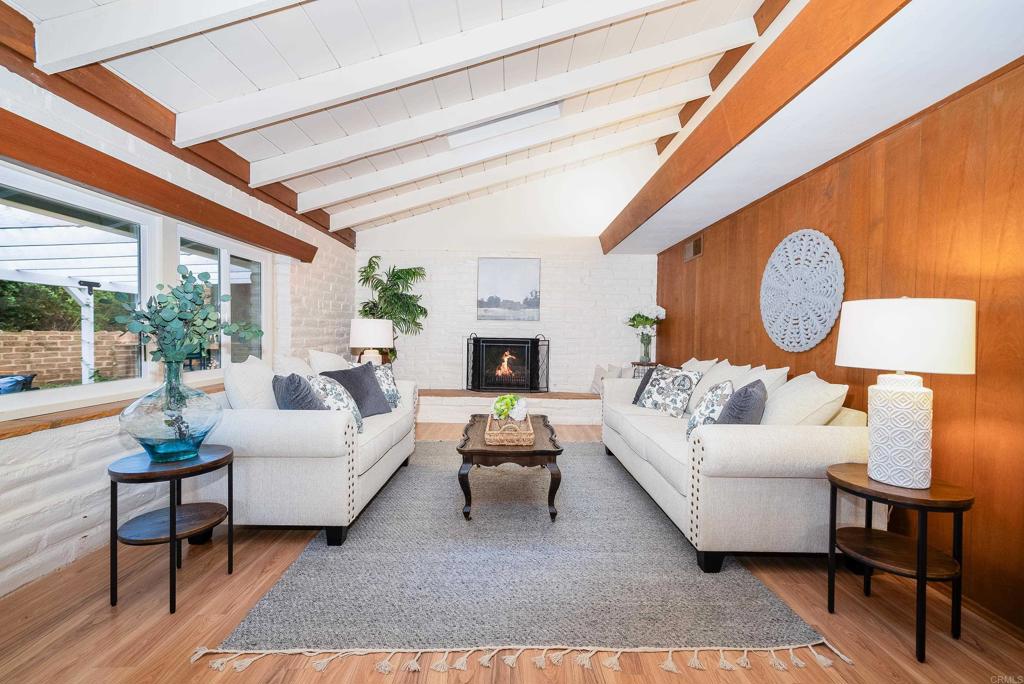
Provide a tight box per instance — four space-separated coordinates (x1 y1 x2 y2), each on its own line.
467 335 549 392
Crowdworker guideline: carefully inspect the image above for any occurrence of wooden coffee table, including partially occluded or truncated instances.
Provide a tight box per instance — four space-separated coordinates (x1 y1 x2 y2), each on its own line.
456 414 563 521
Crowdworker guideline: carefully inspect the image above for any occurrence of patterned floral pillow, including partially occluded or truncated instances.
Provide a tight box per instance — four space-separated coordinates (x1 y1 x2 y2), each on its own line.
306 375 364 433
636 366 703 418
687 380 734 438
348 361 402 408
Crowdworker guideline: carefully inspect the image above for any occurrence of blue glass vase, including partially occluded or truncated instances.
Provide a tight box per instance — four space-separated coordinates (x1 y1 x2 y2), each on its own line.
120 361 222 463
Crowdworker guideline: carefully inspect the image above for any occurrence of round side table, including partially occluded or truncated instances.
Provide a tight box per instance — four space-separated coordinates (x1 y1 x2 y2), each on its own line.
826 463 974 662
108 445 233 614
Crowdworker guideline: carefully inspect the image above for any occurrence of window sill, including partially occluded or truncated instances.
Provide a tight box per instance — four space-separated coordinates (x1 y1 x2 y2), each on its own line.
0 377 225 441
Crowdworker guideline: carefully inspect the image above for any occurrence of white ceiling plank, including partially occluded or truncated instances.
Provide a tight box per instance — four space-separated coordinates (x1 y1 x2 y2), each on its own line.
456 0 501 30
601 16 644 60
502 49 539 89
249 18 755 185
259 121 314 153
104 51 215 111
206 20 298 90
303 0 379 66
567 26 610 70
292 110 346 144
467 59 505 98
502 0 542 19
155 36 257 102
220 131 283 161
363 90 411 126
328 117 675 229
357 0 421 54
329 101 379 135
398 81 443 117
174 0 682 144
34 0 306 74
255 5 338 78
535 37 572 79
299 77 707 209
432 70 474 107
409 0 462 43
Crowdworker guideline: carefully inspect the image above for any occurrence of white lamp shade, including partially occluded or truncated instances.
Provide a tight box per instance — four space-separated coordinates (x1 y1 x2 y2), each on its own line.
835 298 976 375
350 318 394 348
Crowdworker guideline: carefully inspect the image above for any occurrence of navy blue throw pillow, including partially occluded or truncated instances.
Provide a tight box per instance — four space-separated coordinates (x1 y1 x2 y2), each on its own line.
321 363 392 417
716 380 768 425
273 373 326 411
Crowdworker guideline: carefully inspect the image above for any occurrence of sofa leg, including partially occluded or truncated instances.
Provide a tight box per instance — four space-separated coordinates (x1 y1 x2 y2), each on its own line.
402 457 410 467
696 551 725 573
604 445 614 456
325 526 348 546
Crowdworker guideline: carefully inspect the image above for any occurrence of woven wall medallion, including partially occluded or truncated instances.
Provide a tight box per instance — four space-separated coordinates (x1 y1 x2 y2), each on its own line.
760 229 844 352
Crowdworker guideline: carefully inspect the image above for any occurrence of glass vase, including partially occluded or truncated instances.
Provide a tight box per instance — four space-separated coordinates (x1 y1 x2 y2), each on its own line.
639 333 652 363
119 361 222 463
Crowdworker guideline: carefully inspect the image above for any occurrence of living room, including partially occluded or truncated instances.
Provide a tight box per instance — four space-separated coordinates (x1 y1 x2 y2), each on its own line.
1 0 1022 681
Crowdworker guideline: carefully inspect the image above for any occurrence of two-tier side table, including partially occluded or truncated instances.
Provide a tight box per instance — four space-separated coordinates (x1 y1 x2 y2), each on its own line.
108 445 233 614
826 463 974 662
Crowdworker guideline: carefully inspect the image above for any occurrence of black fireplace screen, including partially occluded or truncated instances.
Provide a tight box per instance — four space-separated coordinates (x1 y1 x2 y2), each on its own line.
467 335 549 392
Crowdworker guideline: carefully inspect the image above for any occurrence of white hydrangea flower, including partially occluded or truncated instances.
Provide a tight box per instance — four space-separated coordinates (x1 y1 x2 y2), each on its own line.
509 398 528 422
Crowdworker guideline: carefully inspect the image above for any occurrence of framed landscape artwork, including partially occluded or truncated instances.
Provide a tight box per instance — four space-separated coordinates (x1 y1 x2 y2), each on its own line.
477 257 540 321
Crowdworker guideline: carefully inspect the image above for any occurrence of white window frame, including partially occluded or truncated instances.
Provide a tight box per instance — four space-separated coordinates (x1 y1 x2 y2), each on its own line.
0 162 275 422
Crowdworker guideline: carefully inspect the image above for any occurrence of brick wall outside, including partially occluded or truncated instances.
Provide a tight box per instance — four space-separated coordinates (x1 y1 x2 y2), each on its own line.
0 331 140 387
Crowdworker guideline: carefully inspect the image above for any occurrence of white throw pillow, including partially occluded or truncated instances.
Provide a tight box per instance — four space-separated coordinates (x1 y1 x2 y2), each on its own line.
686 361 751 413
737 365 790 395
223 355 277 410
681 357 718 374
309 349 351 375
613 364 635 379
590 365 608 395
273 354 315 379
761 372 849 425
687 380 734 438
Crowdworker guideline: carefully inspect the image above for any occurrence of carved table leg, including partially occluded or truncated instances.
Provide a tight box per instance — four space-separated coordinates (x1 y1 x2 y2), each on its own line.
546 459 561 521
458 458 472 520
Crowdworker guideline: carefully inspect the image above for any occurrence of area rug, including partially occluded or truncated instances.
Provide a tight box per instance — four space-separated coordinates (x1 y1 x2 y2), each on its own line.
193 441 849 674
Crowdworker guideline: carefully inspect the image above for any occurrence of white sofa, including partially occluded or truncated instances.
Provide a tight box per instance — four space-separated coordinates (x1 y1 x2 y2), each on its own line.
183 379 417 546
602 376 885 571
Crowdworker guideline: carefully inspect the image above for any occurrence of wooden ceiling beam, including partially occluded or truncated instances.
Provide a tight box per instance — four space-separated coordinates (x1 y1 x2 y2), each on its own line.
599 0 911 253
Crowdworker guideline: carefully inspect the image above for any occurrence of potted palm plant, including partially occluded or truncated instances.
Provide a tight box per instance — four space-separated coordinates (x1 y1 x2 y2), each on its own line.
356 256 427 359
117 265 262 462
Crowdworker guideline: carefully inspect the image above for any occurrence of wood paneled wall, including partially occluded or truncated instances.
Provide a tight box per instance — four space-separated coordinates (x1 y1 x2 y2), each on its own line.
656 60 1024 629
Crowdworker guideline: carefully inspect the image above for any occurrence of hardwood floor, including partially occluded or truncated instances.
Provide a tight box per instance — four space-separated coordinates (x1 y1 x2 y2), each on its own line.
1 423 1021 683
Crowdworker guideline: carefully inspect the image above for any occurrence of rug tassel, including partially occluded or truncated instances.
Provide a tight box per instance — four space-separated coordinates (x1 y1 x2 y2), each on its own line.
602 650 624 671
233 653 268 672
718 650 735 671
431 650 451 672
375 651 397 674
687 649 705 671
531 648 549 669
312 652 346 672
823 639 855 665
808 645 833 668
189 647 208 664
575 650 596 669
735 649 752 669
659 649 679 673
452 649 475 671
549 648 572 665
403 652 423 672
789 647 806 668
478 648 500 668
502 647 526 667
209 654 241 671
769 649 788 671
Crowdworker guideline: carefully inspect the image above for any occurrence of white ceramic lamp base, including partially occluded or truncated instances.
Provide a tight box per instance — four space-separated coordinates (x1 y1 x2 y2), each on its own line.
359 349 383 365
867 373 933 489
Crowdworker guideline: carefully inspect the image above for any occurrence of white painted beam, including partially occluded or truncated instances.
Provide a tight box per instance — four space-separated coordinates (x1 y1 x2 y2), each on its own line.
299 78 710 211
64 286 95 384
175 0 684 145
34 0 305 74
0 269 136 293
328 117 678 230
251 18 756 186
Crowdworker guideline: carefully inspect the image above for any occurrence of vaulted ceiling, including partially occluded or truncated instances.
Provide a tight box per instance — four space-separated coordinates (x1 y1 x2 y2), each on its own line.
6 0 789 238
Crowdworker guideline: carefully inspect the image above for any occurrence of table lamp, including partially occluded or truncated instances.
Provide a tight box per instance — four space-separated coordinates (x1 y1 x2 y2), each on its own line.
350 318 393 365
834 298 976 489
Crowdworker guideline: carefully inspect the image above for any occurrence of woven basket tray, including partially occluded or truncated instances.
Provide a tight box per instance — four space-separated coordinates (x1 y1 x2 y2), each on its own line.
484 413 534 446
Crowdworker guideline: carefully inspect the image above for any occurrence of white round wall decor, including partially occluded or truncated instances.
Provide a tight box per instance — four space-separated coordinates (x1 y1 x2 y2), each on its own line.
759 228 845 352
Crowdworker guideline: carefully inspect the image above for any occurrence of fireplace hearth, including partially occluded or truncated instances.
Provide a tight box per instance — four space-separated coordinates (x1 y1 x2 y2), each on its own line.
467 335 549 393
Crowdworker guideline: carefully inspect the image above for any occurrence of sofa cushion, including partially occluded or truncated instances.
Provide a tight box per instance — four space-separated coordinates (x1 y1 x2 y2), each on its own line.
309 349 350 375
272 374 326 411
273 354 315 379
736 365 789 395
629 415 692 497
224 355 277 410
321 363 392 418
687 380 734 438
306 375 364 432
761 371 848 425
358 402 415 475
686 361 751 413
636 365 702 418
681 357 718 373
717 380 768 426
603 399 663 453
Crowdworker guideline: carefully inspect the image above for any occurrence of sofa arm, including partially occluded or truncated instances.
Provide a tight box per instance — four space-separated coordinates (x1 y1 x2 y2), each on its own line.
692 424 869 479
602 377 641 405
207 409 357 459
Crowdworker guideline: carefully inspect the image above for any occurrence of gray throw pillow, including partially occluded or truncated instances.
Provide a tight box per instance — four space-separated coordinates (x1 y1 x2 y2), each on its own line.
321 363 392 417
272 373 326 411
717 380 768 425
631 366 657 404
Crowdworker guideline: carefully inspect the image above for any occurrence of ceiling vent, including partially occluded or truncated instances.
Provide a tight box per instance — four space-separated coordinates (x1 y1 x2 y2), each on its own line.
683 234 703 262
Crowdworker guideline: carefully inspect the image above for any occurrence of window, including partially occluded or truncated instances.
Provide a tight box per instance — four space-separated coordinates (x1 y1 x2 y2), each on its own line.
0 184 143 392
229 255 262 362
178 238 221 371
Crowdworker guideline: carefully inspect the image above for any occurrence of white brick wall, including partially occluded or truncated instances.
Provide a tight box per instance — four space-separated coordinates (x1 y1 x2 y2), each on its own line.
0 68 355 597
355 248 657 392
